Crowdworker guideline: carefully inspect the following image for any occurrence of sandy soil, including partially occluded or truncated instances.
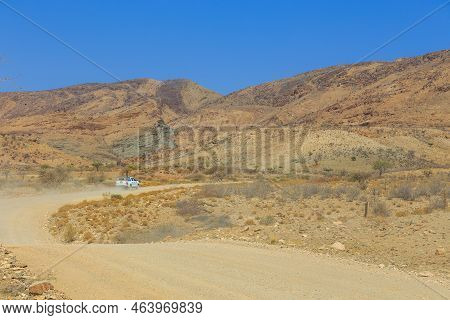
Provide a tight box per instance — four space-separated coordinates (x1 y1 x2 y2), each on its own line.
1 184 449 299
11 241 449 300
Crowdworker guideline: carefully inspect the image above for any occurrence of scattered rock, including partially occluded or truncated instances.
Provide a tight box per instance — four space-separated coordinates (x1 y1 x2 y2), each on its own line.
435 248 446 256
29 281 54 295
330 242 346 251
378 264 385 269
278 239 285 244
13 262 28 268
242 226 250 232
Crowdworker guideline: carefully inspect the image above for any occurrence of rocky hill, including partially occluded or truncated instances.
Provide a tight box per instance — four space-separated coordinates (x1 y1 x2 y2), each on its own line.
0 78 221 166
178 50 449 127
0 50 448 169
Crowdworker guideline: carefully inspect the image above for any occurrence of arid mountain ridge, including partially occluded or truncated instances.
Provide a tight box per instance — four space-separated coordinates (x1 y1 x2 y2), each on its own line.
0 49 449 168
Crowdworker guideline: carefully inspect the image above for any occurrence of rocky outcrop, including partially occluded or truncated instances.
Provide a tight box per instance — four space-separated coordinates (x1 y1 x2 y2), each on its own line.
0 245 66 300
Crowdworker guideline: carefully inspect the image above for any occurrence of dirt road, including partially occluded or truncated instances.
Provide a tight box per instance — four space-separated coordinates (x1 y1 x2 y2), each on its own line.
1 185 449 299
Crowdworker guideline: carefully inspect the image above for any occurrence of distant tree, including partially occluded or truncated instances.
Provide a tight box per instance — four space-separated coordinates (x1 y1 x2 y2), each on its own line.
92 161 103 172
372 159 391 177
122 164 137 177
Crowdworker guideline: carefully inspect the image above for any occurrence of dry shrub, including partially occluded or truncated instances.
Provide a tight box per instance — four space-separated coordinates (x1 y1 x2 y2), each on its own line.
411 207 430 215
122 199 132 206
302 184 320 198
281 183 324 200
428 195 447 211
333 185 347 198
371 199 390 217
187 173 206 181
345 186 360 201
426 179 445 195
389 184 415 201
282 183 359 201
55 218 68 229
198 183 241 198
239 180 274 198
350 172 370 189
389 179 446 200
319 186 333 199
395 210 409 217
268 234 278 244
210 166 229 181
244 219 255 225
199 181 274 199
82 231 94 243
259 215 275 225
176 199 205 216
165 201 177 208
412 184 430 198
62 223 77 243
39 166 70 186
87 173 105 184
54 209 69 220
280 184 304 200
192 214 232 229
110 194 123 200
110 193 123 200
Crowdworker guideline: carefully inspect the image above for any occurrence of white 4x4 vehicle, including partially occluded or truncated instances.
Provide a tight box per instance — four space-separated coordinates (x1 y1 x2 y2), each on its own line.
115 176 140 188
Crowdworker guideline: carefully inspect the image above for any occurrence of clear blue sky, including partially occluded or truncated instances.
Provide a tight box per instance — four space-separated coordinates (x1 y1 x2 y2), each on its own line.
1 0 449 94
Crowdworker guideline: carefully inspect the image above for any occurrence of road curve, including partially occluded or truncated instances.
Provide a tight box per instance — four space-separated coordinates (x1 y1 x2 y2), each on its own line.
1 185 449 299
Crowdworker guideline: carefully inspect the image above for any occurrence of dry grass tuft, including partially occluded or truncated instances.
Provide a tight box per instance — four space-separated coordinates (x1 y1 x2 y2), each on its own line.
371 199 390 217
428 195 447 211
259 215 276 225
198 180 274 199
389 184 415 201
244 219 255 225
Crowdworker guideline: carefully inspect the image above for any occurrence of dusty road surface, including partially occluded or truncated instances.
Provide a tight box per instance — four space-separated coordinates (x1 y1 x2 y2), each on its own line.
1 185 449 299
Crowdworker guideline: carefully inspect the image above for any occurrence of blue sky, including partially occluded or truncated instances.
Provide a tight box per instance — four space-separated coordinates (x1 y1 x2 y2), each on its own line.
1 0 449 94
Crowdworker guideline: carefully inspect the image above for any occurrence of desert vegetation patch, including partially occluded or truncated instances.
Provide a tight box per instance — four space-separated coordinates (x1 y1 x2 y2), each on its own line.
49 170 449 279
